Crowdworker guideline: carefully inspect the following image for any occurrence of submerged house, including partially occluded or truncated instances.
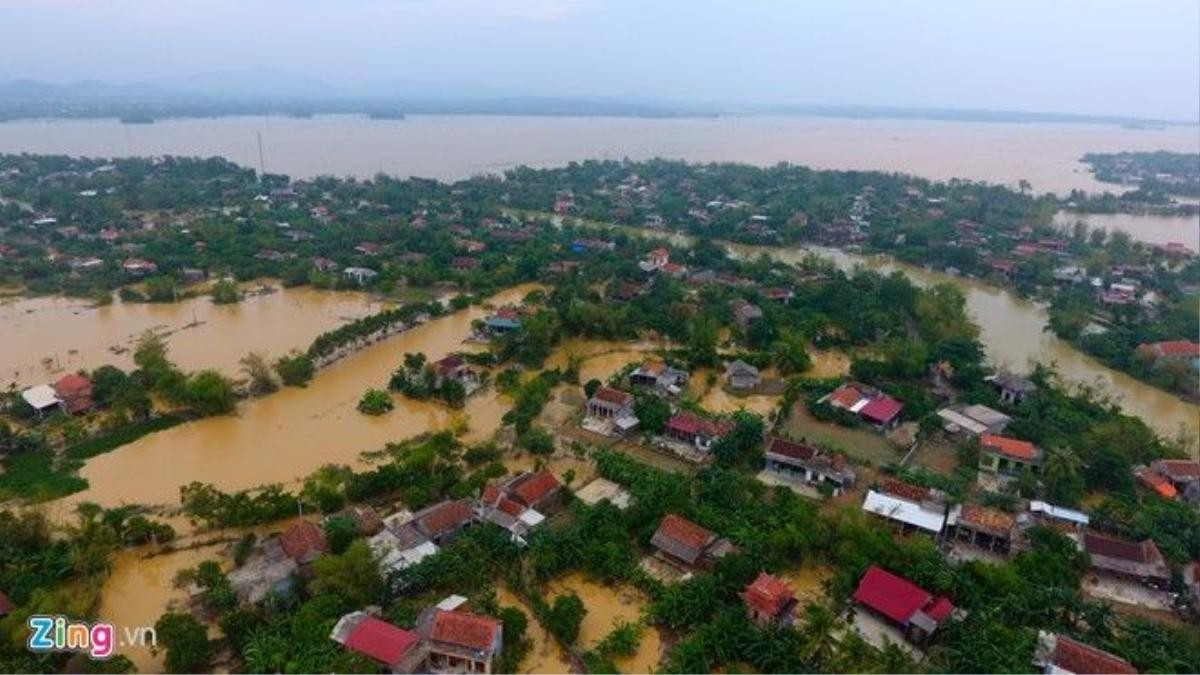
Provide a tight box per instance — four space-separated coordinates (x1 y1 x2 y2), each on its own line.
52 373 94 415
629 359 689 395
725 359 762 391
741 572 798 626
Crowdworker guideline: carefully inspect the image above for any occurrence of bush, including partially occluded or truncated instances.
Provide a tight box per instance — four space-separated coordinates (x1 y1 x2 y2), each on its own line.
357 389 394 416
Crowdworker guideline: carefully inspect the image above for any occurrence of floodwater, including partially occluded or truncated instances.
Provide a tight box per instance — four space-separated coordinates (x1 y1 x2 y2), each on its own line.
494 586 574 674
0 285 379 389
0 115 1196 195
620 226 1200 447
47 285 539 512
98 543 226 672
546 572 663 674
1052 210 1199 249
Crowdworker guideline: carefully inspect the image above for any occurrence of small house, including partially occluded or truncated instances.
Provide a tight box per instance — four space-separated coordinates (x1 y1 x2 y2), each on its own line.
651 514 736 570
979 433 1042 475
724 360 761 391
432 355 478 388
19 384 61 418
853 566 955 646
730 298 763 329
280 520 328 565
1083 533 1170 589
331 611 426 673
484 308 522 335
1149 459 1200 503
1033 631 1137 674
417 609 503 674
665 412 732 452
586 386 634 419
986 371 1038 405
412 500 477 546
762 436 855 496
947 503 1017 555
343 267 379 285
861 478 947 536
741 573 798 626
629 359 688 395
824 382 905 430
52 373 94 415
935 403 1011 437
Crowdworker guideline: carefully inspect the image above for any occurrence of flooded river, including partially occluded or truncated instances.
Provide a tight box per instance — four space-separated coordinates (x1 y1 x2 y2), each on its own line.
610 226 1200 446
0 115 1196 196
46 285 538 513
1052 210 1199 249
0 285 379 389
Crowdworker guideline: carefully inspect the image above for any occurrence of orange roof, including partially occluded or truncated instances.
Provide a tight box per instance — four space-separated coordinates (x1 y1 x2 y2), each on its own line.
509 470 561 507
430 610 501 652
741 572 795 617
960 504 1015 534
829 384 865 409
980 433 1037 460
280 520 328 561
1136 470 1177 499
656 514 714 551
879 477 931 502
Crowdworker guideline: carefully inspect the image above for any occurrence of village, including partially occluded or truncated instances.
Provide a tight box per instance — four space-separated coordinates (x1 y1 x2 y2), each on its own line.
0 154 1198 674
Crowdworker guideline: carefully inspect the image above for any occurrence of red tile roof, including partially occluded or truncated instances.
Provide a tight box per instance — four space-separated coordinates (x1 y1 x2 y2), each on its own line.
344 616 420 666
418 500 475 539
879 477 931 502
1136 470 1178 499
980 433 1037 460
741 573 795 617
1157 459 1200 481
53 373 91 398
1148 340 1199 359
766 437 818 461
859 395 903 425
280 520 328 561
1051 635 1138 675
509 470 561 508
656 514 715 553
829 384 865 409
666 412 732 438
592 386 633 406
431 610 501 652
1084 533 1164 565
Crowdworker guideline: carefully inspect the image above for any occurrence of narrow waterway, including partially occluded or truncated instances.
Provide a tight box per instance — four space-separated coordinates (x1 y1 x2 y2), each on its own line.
617 225 1199 447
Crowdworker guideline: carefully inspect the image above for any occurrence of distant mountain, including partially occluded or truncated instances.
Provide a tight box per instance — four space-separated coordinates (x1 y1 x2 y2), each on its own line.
0 78 170 101
151 67 340 99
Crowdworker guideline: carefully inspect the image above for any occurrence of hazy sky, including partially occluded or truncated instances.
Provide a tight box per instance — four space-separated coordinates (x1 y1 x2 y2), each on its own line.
2 0 1198 120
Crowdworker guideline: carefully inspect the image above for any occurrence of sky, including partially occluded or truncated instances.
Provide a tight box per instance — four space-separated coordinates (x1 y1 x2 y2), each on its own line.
1 0 1198 121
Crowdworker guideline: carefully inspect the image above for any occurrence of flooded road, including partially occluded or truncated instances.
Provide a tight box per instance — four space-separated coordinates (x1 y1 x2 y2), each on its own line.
48 285 538 512
0 115 1196 196
0 286 379 389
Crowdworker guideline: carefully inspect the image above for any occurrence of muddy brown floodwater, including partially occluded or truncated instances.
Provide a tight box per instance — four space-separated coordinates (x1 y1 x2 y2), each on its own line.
0 285 380 389
41 284 540 515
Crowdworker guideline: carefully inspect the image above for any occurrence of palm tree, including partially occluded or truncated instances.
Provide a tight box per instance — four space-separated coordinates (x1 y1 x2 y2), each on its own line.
798 603 839 670
1042 445 1084 502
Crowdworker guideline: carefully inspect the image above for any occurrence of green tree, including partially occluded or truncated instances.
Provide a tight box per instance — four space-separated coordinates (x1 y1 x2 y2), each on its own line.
357 388 394 416
310 539 383 609
239 352 278 396
154 612 211 674
210 278 241 304
184 370 237 416
273 351 315 387
545 592 586 645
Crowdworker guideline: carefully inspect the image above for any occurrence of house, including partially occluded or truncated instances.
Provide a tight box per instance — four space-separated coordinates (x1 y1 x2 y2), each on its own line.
453 256 480 271
20 384 61 418
629 359 688 395
504 470 563 513
484 308 521 335
52 373 94 415
226 536 298 603
665 412 732 452
1149 459 1200 502
764 288 795 304
852 566 955 646
280 520 328 564
935 404 1011 437
741 572 798 626
587 386 634 419
343 266 379 285
1134 466 1178 500
1134 340 1199 372
432 355 478 388
762 436 856 496
979 433 1043 475
369 517 439 575
331 611 426 673
1083 533 1170 589
824 382 905 430
1021 500 1090 538
947 503 1017 554
650 514 736 570
861 478 947 536
986 371 1038 405
416 609 503 674
1033 631 1137 674
730 298 763 329
121 258 158 275
355 242 381 256
639 247 670 272
724 359 761 391
412 499 477 545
